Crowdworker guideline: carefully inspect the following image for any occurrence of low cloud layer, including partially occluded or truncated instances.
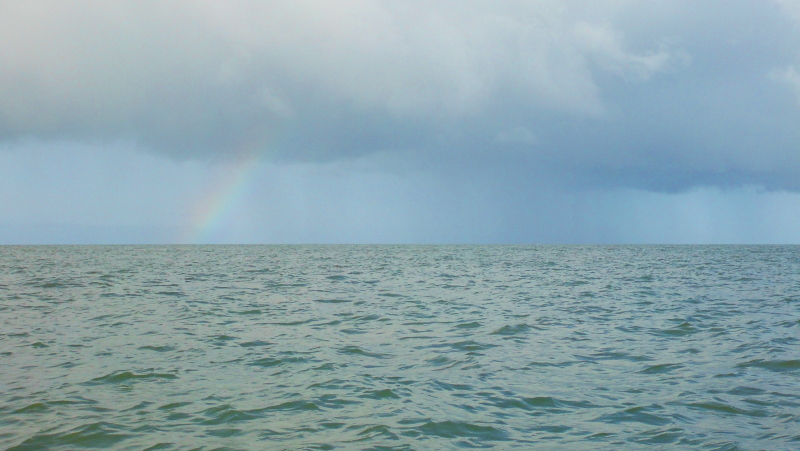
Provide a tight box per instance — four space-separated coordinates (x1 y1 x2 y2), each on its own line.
2 0 800 191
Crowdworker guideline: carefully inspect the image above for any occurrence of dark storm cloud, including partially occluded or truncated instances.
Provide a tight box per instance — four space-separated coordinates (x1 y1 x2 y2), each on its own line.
1 0 799 191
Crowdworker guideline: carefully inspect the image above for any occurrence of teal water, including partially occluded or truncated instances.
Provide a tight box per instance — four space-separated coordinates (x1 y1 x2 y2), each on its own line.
1 245 798 450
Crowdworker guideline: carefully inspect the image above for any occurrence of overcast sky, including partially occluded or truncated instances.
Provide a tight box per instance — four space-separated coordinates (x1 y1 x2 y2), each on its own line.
2 0 800 244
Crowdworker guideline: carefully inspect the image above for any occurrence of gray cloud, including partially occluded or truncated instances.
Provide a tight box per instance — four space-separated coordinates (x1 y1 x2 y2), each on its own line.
1 0 799 192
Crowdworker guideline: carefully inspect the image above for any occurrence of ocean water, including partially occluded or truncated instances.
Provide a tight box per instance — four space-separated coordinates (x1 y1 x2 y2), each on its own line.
1 245 798 450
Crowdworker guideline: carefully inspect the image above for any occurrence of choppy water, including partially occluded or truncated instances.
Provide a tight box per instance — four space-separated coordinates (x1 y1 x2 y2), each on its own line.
1 245 799 450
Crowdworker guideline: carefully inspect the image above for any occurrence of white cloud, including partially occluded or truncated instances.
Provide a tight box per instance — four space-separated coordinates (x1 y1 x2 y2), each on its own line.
774 0 800 23
0 0 681 156
4 0 799 195
573 22 688 82
770 66 800 105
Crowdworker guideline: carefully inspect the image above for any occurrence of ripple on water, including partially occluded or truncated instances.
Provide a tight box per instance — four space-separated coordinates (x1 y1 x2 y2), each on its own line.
687 401 768 417
408 420 510 442
595 405 672 426
639 363 684 374
361 389 402 400
8 422 132 451
263 400 320 412
736 359 800 372
138 345 175 352
250 353 310 368
339 346 390 359
12 403 49 414
85 371 179 385
238 340 272 348
487 395 583 412
490 323 536 336
198 405 265 425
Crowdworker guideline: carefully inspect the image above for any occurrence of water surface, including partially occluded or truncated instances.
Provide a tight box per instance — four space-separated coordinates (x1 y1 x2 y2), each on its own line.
1 245 799 449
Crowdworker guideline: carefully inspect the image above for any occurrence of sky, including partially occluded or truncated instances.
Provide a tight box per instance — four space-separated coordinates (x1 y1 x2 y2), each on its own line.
2 0 800 244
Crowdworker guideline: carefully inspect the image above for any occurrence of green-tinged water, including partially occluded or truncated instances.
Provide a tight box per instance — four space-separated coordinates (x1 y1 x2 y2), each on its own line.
1 245 798 450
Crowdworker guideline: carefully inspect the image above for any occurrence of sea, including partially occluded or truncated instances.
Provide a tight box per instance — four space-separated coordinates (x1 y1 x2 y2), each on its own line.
1 245 798 450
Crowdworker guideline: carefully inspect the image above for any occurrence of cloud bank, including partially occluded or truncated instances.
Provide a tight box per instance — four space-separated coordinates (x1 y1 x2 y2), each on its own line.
1 0 800 192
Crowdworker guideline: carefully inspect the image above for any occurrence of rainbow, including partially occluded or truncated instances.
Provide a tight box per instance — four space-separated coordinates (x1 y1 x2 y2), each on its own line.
181 152 263 244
